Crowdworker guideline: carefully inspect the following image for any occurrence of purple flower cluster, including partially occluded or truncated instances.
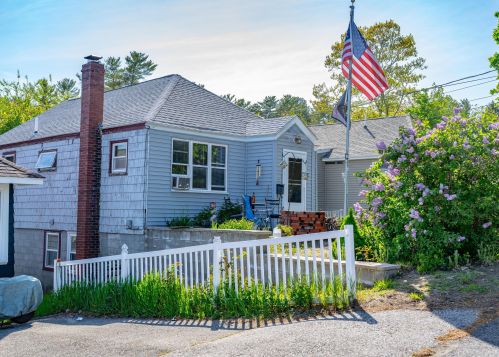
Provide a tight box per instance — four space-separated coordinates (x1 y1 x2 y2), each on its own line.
482 222 492 229
483 136 490 145
462 141 471 149
376 141 387 151
353 202 363 215
373 183 385 192
415 183 425 191
425 150 437 159
489 122 499 130
359 190 369 198
444 193 457 201
457 236 466 242
409 208 423 222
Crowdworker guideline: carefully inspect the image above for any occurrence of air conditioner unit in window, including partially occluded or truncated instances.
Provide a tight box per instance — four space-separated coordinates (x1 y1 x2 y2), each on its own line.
172 176 190 190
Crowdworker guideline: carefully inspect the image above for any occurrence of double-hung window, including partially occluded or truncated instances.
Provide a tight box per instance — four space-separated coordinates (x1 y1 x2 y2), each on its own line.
44 232 60 270
110 141 128 175
171 139 227 192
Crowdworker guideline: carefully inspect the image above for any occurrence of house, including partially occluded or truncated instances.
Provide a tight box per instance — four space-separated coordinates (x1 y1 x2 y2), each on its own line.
0 56 317 288
0 56 411 288
0 158 44 278
309 116 412 213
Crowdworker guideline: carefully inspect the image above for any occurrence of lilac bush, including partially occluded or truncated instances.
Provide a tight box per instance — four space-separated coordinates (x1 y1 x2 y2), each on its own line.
356 109 498 271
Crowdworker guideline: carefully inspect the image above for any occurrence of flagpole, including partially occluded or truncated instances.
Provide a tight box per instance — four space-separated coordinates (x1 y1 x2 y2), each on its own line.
343 0 355 216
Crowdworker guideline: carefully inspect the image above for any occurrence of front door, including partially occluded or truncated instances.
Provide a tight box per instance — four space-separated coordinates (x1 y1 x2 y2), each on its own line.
282 150 307 211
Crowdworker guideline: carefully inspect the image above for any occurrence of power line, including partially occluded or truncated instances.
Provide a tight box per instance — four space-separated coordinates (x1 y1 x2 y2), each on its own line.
444 79 498 94
469 94 498 102
405 70 496 95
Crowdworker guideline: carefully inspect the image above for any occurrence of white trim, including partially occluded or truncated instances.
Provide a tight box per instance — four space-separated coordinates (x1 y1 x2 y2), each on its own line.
0 184 9 265
323 155 379 162
148 122 276 142
44 231 60 269
66 232 77 261
0 177 43 185
276 118 318 144
111 141 128 174
171 138 228 193
282 149 307 212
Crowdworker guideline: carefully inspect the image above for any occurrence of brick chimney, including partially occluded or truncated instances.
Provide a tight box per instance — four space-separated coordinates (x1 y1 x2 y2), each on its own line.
76 55 104 259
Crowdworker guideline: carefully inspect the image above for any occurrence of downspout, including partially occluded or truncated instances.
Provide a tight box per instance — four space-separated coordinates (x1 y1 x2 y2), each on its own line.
244 141 247 195
143 126 150 233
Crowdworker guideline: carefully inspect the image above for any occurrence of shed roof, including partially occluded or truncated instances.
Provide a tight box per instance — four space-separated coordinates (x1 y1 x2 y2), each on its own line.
0 157 44 184
308 116 412 160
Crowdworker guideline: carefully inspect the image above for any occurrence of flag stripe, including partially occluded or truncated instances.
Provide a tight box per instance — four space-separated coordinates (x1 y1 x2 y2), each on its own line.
341 21 388 100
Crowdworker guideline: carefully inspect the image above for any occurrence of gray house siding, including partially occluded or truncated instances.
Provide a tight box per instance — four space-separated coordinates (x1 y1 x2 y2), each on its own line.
320 158 374 211
146 128 246 226
316 154 326 211
100 129 147 234
0 138 80 232
245 140 275 203
275 125 315 211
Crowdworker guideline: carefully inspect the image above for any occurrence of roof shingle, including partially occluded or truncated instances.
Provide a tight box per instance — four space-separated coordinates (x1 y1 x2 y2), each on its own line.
0 75 294 146
0 157 44 179
308 116 412 160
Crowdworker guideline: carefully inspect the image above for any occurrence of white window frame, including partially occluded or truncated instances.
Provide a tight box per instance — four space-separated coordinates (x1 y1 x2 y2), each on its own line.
44 231 60 269
67 232 77 261
111 141 128 174
35 150 57 171
171 139 228 193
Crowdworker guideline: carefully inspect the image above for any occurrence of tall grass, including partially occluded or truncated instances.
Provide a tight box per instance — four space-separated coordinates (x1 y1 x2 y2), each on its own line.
39 271 352 319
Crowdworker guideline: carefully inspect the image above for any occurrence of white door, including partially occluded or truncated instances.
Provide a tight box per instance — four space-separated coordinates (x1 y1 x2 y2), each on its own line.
282 150 307 211
0 184 9 265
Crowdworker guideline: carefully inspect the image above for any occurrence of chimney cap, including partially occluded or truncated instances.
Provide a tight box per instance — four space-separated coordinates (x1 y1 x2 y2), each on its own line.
84 55 102 62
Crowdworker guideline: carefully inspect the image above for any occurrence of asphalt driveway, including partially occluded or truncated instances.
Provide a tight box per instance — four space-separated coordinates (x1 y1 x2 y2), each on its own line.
0 309 497 356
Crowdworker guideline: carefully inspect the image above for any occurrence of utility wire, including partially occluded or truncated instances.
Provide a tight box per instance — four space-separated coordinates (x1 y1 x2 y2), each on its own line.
469 94 498 102
405 70 496 95
444 79 498 94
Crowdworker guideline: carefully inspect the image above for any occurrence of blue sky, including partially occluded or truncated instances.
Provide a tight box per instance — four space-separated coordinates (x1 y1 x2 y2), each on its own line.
1 0 497 106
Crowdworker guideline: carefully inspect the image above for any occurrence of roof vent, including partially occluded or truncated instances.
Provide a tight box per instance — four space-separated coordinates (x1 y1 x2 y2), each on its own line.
34 117 39 135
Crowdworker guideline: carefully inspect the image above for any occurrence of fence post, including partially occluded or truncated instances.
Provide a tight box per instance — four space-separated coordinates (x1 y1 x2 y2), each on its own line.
344 225 357 299
212 236 222 291
120 244 129 282
53 259 59 292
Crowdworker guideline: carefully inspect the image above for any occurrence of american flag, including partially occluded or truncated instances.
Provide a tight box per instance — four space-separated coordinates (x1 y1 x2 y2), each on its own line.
342 21 389 100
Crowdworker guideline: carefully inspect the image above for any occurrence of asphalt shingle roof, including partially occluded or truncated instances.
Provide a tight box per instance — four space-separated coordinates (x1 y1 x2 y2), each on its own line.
0 75 294 146
308 116 412 160
0 157 44 179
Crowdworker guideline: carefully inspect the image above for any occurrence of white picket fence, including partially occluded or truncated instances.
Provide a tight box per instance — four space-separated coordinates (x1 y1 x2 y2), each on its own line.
54 226 356 295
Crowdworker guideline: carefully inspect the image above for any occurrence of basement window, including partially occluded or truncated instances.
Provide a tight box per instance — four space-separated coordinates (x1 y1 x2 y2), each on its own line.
110 140 128 175
44 231 60 270
35 150 57 171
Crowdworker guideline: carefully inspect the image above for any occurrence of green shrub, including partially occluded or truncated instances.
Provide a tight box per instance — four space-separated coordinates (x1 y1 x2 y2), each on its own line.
193 207 215 227
277 224 293 236
355 109 498 271
217 199 242 223
341 208 364 248
212 218 254 230
167 216 192 227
